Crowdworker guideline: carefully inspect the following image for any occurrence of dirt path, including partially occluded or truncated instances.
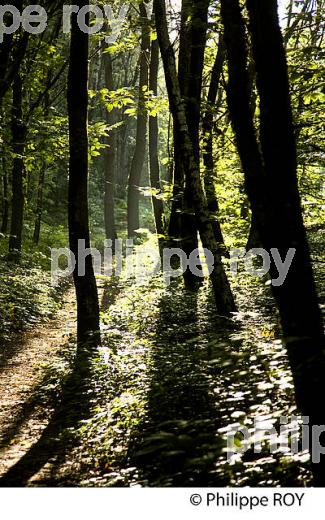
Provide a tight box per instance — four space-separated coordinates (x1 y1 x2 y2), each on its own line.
0 286 77 478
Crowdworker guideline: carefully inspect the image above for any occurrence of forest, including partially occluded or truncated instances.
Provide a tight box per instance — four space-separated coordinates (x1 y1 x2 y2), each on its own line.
0 0 324 489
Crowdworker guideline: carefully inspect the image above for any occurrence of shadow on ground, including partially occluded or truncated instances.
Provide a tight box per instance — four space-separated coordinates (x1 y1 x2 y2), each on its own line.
126 286 233 486
0 280 119 487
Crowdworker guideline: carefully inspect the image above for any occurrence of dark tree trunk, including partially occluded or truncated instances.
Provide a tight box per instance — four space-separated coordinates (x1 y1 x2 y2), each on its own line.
127 2 150 237
168 0 207 289
33 162 46 245
167 125 183 239
154 0 236 315
1 166 9 234
149 31 165 249
181 0 210 289
244 49 261 250
168 0 201 286
0 100 9 233
245 212 260 250
67 4 101 350
8 74 27 261
103 49 117 243
221 0 325 483
186 0 210 160
168 0 191 240
116 113 129 194
33 94 50 245
202 34 228 254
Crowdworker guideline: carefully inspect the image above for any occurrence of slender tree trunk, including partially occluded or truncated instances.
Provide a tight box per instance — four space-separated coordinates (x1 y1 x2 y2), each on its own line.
1 166 9 234
244 48 261 250
67 4 101 350
103 49 117 243
33 162 46 245
187 0 210 160
127 2 150 237
0 100 9 233
168 0 206 289
154 0 236 315
221 0 325 483
181 0 210 289
149 31 165 249
202 34 228 254
167 125 183 239
116 113 129 194
167 1 202 286
168 0 191 240
202 33 225 199
33 93 51 245
8 74 27 261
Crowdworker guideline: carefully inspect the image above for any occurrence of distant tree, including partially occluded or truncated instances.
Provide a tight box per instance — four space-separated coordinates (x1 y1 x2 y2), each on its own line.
0 156 9 234
8 73 27 261
149 12 165 251
33 87 51 245
127 2 151 237
103 48 118 243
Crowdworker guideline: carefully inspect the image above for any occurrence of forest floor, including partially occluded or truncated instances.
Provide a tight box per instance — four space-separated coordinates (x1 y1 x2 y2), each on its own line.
0 229 323 487
0 286 77 479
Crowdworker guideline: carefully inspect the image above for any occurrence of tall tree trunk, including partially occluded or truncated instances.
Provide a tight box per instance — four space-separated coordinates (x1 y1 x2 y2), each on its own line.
168 0 191 240
0 101 9 234
67 3 100 350
116 113 129 194
127 2 150 237
154 0 236 315
169 0 206 290
1 166 9 234
187 0 210 160
8 74 27 261
149 30 165 249
103 49 117 243
33 93 51 245
181 0 210 289
33 162 46 245
244 49 261 250
221 0 325 483
202 33 228 254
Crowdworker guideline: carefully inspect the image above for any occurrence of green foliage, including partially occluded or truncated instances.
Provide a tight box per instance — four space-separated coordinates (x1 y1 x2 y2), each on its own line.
0 258 66 338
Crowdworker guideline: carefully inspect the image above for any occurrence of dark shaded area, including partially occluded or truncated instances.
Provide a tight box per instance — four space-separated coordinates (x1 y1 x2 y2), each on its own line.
127 288 228 486
121 283 311 487
101 277 121 311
